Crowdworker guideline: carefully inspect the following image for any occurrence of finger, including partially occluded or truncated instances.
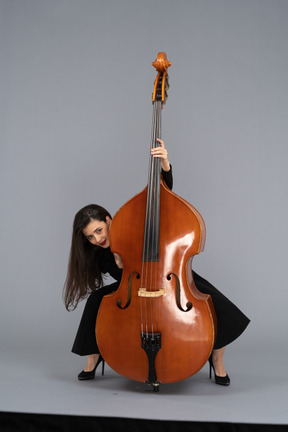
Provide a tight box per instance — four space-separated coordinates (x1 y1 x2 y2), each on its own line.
151 147 166 154
151 147 165 153
156 138 164 148
151 150 168 159
151 143 166 153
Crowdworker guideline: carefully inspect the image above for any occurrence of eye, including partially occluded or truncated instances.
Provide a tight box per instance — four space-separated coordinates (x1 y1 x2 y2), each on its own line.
96 228 103 234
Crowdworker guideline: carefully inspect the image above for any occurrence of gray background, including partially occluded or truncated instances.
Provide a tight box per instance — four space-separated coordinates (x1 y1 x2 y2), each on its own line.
1 0 288 420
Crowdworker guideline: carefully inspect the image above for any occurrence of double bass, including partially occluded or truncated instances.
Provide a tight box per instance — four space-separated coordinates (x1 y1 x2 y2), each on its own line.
96 52 216 391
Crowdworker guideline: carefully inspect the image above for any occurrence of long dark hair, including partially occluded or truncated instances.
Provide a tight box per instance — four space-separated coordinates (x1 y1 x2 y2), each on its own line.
63 204 112 311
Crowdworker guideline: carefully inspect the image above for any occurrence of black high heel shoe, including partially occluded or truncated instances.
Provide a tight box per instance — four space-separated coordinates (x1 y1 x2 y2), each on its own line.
209 355 230 386
78 355 105 380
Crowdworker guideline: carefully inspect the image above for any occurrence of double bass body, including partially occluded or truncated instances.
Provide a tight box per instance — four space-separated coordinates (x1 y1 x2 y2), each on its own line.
96 182 216 385
96 53 216 387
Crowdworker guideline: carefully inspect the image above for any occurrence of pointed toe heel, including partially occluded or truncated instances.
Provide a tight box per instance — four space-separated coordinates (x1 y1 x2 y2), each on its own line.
78 355 105 380
209 356 230 386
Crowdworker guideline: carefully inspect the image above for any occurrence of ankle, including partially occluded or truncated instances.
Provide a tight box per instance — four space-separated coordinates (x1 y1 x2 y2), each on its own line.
84 354 99 372
211 351 226 377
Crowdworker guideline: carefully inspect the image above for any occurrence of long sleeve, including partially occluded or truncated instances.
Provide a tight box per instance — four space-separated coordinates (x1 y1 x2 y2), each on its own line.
161 164 173 190
98 248 123 281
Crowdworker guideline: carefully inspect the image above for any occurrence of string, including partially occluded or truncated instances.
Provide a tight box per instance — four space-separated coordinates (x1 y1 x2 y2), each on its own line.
140 100 162 339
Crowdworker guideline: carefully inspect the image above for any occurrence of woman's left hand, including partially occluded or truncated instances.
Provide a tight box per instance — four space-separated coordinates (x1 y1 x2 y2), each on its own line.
151 139 170 171
113 253 123 269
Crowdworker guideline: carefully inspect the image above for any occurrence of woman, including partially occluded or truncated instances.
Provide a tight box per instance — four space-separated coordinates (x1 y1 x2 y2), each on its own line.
63 140 250 385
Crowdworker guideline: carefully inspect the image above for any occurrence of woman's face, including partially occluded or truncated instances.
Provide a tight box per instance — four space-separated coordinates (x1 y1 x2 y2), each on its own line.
82 216 111 248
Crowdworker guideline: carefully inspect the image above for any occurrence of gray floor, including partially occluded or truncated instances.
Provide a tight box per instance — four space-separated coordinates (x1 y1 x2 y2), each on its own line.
1 340 287 425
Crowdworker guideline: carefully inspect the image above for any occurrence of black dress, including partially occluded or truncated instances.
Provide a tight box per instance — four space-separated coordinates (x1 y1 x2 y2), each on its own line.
72 167 250 355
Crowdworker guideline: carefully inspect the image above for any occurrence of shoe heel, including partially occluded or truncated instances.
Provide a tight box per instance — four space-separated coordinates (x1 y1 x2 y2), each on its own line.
94 355 105 376
208 355 212 379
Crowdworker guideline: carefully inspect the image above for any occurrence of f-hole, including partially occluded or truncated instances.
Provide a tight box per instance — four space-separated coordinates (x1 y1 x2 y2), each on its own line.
167 273 193 312
116 272 140 309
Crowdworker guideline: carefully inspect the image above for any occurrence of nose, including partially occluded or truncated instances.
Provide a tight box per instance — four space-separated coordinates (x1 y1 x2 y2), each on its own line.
93 234 102 243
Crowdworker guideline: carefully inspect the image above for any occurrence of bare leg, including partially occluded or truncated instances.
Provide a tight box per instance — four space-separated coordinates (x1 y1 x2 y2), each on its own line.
211 347 227 377
84 354 100 372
